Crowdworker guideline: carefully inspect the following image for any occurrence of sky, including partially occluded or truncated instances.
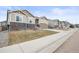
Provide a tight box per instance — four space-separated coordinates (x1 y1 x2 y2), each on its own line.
0 6 79 24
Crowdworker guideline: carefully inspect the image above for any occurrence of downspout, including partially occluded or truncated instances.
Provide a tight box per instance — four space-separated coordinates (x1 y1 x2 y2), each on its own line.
27 16 29 29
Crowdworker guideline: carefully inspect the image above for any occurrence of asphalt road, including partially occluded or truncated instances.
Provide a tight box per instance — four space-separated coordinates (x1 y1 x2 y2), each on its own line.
0 31 9 48
54 30 79 53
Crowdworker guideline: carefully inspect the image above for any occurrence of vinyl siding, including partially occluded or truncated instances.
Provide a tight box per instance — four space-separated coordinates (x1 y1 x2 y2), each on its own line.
8 13 35 24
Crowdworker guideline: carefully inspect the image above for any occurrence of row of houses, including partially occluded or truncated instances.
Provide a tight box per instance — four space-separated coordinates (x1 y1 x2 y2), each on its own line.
7 10 49 30
0 10 75 31
48 19 71 29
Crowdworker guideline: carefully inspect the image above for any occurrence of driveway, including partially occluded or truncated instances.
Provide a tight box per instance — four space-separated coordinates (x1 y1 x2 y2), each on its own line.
0 31 9 48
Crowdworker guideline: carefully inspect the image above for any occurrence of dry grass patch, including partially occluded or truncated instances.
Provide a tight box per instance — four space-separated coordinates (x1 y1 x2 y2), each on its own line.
9 30 58 45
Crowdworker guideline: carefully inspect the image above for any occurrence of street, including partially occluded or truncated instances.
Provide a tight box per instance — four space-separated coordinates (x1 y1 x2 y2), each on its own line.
54 29 79 53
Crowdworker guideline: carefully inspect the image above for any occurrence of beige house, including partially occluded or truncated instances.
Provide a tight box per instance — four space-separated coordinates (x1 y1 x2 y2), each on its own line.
60 21 71 30
7 10 48 30
75 24 79 28
0 21 7 31
48 19 71 30
35 16 48 29
48 19 60 29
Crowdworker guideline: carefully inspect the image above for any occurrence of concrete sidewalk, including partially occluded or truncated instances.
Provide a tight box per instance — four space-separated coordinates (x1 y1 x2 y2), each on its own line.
43 29 64 32
0 31 8 47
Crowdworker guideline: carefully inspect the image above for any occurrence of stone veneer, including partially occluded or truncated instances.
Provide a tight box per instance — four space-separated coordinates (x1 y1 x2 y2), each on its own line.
9 22 36 31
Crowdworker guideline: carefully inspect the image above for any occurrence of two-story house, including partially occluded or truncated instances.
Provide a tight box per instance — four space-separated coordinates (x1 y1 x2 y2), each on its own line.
7 10 48 30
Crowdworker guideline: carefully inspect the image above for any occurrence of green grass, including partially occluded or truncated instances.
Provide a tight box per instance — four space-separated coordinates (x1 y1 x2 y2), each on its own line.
8 30 58 45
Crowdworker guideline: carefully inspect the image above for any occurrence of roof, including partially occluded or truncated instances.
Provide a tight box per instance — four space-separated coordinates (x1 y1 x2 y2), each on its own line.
61 21 70 24
40 16 48 20
35 16 48 20
8 10 35 17
20 10 35 17
8 10 49 21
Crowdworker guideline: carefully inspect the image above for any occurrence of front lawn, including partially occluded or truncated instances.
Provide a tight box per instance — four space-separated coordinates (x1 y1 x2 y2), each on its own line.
8 30 58 45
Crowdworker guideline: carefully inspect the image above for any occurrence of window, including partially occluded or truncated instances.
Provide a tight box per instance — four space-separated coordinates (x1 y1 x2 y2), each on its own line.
16 16 20 21
30 20 32 23
35 19 39 24
35 19 40 27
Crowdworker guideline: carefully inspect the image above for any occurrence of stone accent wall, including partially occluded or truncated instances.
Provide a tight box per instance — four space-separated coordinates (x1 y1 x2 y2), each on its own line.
10 22 27 30
10 22 36 31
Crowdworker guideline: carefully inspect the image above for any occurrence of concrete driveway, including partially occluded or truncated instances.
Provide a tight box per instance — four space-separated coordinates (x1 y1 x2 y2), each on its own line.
0 31 9 48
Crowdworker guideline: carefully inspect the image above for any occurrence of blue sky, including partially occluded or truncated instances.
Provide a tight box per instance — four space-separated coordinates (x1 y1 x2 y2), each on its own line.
0 6 79 24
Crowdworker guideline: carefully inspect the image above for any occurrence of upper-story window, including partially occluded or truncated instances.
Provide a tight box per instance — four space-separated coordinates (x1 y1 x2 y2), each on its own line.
30 20 32 23
16 16 21 21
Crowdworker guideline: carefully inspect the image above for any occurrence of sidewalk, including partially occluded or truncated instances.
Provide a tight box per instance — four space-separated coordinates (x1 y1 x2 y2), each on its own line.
0 31 8 47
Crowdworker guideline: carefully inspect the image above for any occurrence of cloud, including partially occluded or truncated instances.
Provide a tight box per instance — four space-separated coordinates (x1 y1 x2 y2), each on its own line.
33 11 42 16
51 7 79 16
0 10 7 14
51 8 64 15
0 16 6 21
32 10 47 17
0 10 7 22
47 7 79 24
32 7 79 24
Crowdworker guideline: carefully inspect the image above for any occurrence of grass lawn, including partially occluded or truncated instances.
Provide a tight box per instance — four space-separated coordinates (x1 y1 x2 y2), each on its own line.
8 30 58 45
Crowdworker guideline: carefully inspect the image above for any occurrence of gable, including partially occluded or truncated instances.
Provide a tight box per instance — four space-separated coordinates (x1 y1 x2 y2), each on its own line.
21 10 35 17
8 10 35 18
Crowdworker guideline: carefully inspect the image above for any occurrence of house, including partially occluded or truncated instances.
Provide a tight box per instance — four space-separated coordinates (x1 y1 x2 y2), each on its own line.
0 21 8 31
35 16 48 29
6 10 73 31
48 19 60 29
75 24 79 28
59 21 71 30
7 10 48 30
48 19 71 30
